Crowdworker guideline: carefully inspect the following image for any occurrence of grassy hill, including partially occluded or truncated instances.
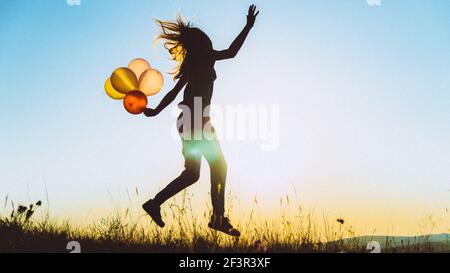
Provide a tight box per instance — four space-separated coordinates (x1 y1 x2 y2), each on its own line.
1 200 449 253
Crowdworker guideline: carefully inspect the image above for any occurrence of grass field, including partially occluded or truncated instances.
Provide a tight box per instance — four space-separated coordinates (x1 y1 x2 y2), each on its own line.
1 192 449 253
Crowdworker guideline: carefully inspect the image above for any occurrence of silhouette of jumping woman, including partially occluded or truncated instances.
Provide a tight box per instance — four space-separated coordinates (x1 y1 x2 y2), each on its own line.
142 5 259 237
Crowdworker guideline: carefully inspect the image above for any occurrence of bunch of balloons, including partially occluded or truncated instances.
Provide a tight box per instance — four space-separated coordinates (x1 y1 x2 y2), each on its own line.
105 58 164 115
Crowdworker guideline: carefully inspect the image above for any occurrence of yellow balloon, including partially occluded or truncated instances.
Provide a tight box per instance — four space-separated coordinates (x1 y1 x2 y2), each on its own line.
104 78 125 100
128 58 151 80
139 68 164 96
111 67 139 94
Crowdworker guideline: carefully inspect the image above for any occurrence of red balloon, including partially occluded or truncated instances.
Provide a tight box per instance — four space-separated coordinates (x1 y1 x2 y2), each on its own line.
123 91 148 115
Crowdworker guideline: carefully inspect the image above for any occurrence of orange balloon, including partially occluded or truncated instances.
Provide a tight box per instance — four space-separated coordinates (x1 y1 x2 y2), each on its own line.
123 90 148 115
139 68 164 96
128 58 151 80
111 67 139 94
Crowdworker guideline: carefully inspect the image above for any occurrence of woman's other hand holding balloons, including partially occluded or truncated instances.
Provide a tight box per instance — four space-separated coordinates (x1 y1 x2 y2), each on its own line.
143 108 158 117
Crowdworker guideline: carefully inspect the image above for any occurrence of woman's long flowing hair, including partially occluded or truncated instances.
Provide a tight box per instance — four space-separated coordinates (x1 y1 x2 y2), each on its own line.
155 15 213 80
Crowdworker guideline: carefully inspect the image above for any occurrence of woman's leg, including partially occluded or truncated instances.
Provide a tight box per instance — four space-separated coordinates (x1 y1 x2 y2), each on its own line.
203 139 227 216
153 140 202 206
143 140 201 227
203 138 240 237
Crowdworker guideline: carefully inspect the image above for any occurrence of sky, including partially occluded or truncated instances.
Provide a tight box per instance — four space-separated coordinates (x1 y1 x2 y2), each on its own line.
0 0 449 235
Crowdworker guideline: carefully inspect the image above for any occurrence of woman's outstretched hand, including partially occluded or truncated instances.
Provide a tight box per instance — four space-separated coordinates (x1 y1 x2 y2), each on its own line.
246 4 259 28
143 108 158 117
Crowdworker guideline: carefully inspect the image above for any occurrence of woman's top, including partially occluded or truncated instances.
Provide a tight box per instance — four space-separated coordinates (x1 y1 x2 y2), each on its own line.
177 61 217 137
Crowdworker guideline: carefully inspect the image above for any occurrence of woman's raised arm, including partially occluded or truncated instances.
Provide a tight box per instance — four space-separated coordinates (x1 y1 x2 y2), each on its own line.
214 5 259 61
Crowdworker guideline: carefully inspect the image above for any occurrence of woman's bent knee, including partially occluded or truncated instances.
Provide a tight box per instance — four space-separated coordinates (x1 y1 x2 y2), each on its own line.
182 169 200 184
